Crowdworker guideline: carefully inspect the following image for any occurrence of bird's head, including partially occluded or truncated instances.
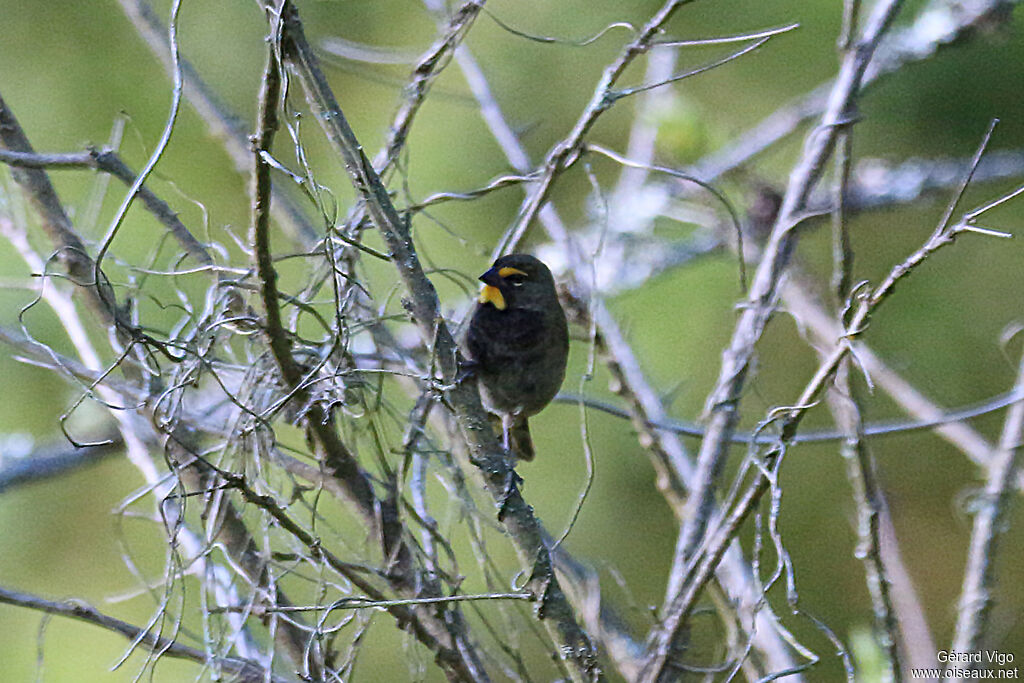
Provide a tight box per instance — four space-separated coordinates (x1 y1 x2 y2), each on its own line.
477 254 558 312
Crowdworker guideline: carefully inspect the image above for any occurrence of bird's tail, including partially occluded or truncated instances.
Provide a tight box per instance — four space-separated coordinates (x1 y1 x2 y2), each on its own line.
510 418 534 461
491 415 535 461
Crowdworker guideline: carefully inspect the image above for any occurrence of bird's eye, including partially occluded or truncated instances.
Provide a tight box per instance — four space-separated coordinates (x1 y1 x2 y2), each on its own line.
505 273 527 286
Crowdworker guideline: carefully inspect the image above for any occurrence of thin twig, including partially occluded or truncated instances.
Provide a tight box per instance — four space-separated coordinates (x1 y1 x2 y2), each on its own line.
826 369 903 683
553 385 1024 446
0 585 283 683
215 592 533 614
827 11 901 672
94 0 184 279
499 0 755 256
780 279 999 468
116 0 321 245
0 147 212 266
374 0 486 177
0 438 121 493
295 0 489 321
0 93 119 329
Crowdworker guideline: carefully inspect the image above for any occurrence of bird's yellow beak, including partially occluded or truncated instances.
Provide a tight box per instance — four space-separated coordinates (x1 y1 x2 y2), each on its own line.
478 284 506 310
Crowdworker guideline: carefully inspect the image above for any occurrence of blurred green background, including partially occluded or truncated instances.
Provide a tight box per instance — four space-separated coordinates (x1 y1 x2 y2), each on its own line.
1 0 1023 680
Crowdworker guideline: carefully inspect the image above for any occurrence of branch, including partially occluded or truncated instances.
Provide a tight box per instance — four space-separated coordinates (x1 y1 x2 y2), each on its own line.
693 0 1021 182
825 356 903 682
373 0 485 177
283 0 488 320
0 93 119 329
673 0 907 601
0 88 320 676
499 0 727 255
0 325 482 680
249 27 490 680
945 350 1024 680
427 2 804 674
116 0 321 246
268 3 600 679
199 450 486 682
0 585 284 683
641 116 1010 683
0 147 213 267
780 279 998 465
0 438 121 493
553 385 1024 447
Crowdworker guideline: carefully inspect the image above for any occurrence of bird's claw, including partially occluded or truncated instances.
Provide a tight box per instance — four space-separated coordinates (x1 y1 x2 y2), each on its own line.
455 358 478 386
496 469 524 522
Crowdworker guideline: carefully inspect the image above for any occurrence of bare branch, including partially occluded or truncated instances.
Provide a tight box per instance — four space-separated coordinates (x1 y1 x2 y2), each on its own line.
0 147 213 267
431 3 804 674
374 0 486 177
944 320 1024 680
826 364 904 682
268 3 600 679
672 0 906 596
498 0 754 255
693 0 1020 182
0 93 119 329
0 437 121 493
0 585 283 683
0 79 320 679
642 115 1012 683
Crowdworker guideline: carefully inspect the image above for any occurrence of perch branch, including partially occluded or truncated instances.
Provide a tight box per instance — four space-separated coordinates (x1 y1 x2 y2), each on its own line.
249 28 490 680
269 3 600 679
428 3 803 674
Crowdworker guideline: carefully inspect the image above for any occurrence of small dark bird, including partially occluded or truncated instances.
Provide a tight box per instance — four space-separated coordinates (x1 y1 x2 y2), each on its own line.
466 254 569 461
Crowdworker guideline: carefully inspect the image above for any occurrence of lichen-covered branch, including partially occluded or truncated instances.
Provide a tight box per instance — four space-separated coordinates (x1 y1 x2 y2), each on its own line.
267 3 600 679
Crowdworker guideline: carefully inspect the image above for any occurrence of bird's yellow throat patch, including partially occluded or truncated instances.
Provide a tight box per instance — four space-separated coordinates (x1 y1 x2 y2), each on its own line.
478 285 506 310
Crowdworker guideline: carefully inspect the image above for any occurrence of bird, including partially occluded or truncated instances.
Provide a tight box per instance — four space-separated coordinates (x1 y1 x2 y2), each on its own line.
466 253 569 461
